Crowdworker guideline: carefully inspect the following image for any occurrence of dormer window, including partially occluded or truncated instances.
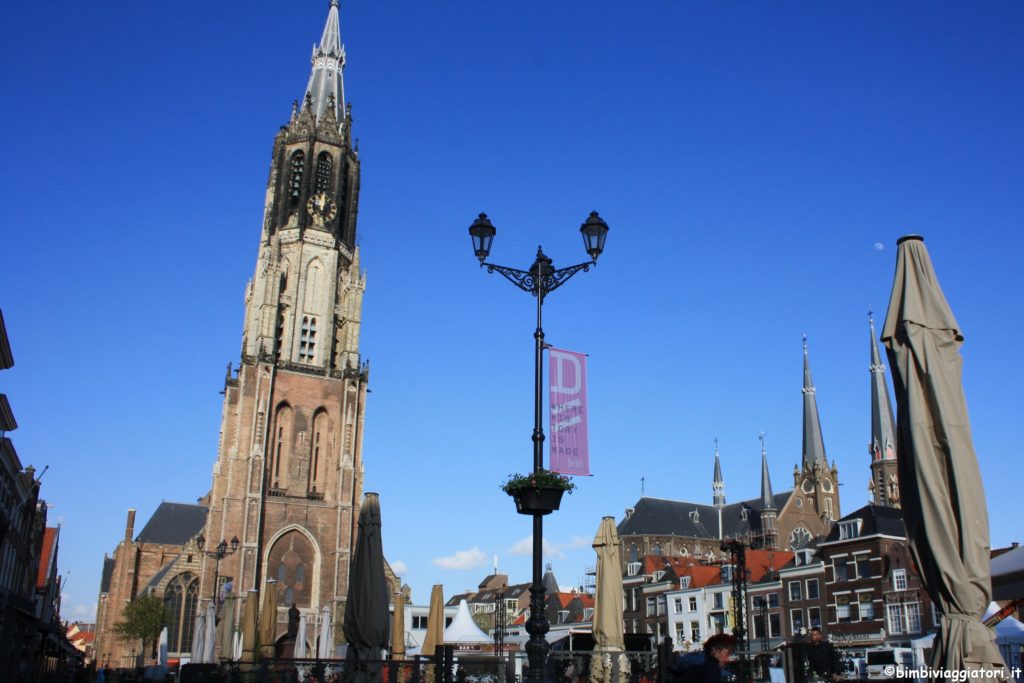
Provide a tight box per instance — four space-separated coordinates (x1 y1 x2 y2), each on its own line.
626 562 641 577
680 576 691 589
689 510 700 524
721 565 732 583
653 570 665 582
839 520 861 539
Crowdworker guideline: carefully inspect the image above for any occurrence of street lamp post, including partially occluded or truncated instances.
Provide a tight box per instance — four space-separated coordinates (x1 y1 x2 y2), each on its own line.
468 211 609 683
196 534 240 606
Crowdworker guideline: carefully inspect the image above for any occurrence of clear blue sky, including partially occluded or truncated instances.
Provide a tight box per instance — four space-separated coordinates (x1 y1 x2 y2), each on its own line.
2 2 1022 622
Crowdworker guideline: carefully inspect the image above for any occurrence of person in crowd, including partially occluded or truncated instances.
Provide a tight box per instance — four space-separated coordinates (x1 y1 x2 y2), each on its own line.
804 626 841 682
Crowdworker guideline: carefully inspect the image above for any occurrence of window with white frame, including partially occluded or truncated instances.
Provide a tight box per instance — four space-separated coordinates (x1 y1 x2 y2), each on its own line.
584 608 594 620
833 562 848 582
689 596 698 612
657 595 667 616
838 520 860 539
713 592 724 610
887 603 906 635
680 576 691 589
858 594 874 619
653 570 665 581
789 581 802 601
836 595 851 621
857 556 872 579
676 624 686 643
769 613 781 637
808 607 821 628
690 621 700 642
768 592 780 608
791 609 804 633
932 607 942 628
674 597 683 613
646 597 656 617
722 565 732 582
905 602 922 633
627 562 642 576
806 579 819 600
892 569 908 591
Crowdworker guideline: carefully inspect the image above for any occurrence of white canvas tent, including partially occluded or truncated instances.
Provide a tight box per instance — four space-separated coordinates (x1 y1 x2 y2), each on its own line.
442 600 491 644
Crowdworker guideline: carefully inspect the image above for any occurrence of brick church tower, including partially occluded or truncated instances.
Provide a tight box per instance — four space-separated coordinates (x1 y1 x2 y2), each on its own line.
200 0 368 647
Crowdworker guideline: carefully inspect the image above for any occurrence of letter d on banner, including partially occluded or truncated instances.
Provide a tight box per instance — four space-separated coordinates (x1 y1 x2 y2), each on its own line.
549 347 589 476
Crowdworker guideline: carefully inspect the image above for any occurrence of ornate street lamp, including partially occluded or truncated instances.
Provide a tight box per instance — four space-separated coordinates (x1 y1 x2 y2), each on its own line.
468 211 608 683
196 534 240 606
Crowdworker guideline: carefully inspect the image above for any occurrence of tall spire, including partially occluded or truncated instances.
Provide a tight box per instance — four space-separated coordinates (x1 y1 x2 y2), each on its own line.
868 311 897 463
303 0 346 124
712 438 726 507
760 433 775 509
801 336 828 470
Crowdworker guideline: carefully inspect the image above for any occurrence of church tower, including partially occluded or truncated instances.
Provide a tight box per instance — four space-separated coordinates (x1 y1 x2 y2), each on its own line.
782 337 840 549
758 433 778 550
867 313 900 507
200 0 368 649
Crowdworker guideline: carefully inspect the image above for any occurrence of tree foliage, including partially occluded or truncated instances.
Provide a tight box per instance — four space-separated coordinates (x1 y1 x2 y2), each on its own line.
113 594 167 660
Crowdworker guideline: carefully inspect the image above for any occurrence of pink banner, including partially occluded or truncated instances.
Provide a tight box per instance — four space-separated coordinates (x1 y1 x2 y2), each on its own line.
548 347 590 476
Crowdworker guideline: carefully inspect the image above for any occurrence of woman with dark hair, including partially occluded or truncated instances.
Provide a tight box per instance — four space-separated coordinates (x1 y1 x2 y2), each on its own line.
672 633 737 683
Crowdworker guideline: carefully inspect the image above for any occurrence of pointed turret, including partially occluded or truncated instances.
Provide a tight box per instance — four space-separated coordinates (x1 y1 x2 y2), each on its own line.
759 433 774 510
868 312 900 507
868 313 897 463
711 439 726 507
303 0 346 124
801 336 828 471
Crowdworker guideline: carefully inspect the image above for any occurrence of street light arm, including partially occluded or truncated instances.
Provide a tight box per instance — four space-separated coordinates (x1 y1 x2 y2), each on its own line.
483 260 595 298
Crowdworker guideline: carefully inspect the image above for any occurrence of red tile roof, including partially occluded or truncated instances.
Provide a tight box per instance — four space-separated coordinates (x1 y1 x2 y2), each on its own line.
36 527 58 589
745 549 794 582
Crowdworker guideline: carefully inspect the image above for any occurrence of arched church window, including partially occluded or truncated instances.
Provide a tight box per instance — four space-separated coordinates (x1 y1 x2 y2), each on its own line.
629 545 638 563
285 587 294 605
653 543 662 556
289 151 305 207
315 152 333 193
278 562 287 583
272 405 293 487
309 411 328 493
296 564 305 584
164 573 199 653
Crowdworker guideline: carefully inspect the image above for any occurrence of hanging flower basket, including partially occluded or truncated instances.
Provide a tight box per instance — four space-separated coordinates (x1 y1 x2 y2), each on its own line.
501 470 575 516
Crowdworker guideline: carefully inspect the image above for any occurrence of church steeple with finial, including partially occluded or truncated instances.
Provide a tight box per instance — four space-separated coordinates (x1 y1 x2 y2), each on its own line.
760 433 774 509
867 309 900 507
712 439 726 507
801 335 828 471
758 432 779 549
303 0 346 124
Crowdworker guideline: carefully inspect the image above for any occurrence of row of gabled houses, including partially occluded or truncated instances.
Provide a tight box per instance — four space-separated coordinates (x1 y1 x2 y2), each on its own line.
629 503 939 652
0 310 80 679
444 502 939 654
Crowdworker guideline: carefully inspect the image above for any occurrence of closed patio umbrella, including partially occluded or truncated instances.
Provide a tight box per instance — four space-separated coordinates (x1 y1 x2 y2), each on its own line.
881 235 1004 673
260 579 279 658
318 605 334 659
240 589 259 662
295 613 308 659
391 591 406 660
420 585 445 659
191 611 207 663
219 595 238 661
590 516 629 683
344 493 390 682
202 601 217 663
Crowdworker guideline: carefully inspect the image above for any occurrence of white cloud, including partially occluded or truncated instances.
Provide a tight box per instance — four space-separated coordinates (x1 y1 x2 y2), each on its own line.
432 547 488 570
508 535 588 559
874 242 885 251
71 603 96 621
390 560 408 576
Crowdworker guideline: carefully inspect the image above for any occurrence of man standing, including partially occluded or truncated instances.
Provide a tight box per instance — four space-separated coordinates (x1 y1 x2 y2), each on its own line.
804 627 841 681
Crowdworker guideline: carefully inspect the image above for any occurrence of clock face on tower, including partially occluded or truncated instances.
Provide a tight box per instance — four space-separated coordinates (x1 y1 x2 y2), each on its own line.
307 193 338 224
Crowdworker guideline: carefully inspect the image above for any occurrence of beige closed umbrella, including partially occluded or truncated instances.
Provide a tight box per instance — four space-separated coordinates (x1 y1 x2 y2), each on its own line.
219 594 238 662
590 517 629 683
881 235 1004 674
420 585 445 658
259 579 279 659
240 590 259 663
391 591 406 660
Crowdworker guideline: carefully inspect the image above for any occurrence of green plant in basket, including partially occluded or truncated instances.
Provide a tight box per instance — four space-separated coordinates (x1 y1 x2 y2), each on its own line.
500 469 576 495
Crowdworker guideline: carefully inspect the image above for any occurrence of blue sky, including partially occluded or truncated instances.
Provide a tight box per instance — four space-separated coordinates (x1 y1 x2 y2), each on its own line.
2 2 1022 622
